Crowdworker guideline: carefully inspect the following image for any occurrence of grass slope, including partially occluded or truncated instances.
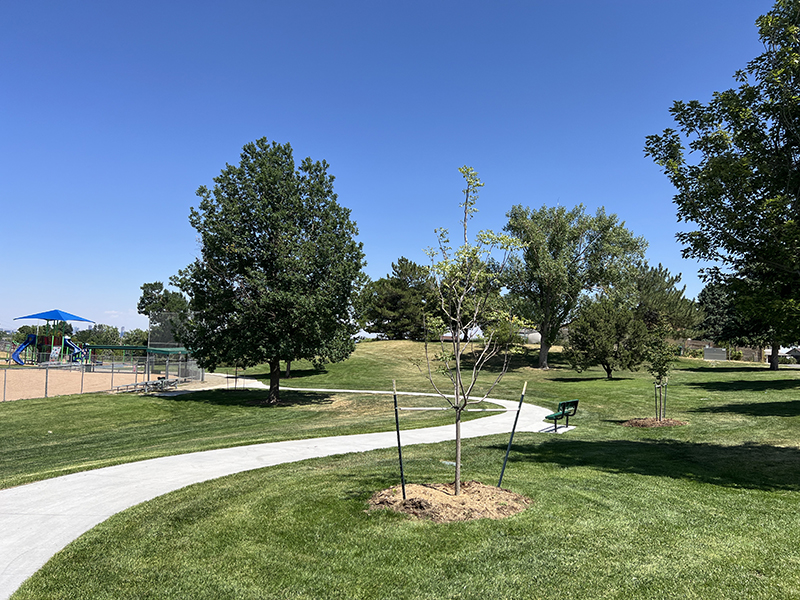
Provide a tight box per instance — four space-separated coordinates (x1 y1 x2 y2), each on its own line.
8 341 800 599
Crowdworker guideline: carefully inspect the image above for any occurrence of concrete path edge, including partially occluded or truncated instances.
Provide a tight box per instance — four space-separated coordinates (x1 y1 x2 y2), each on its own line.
0 386 569 599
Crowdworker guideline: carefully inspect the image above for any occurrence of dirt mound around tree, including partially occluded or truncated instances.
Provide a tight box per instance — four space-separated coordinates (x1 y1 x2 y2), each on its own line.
369 480 531 523
622 417 687 428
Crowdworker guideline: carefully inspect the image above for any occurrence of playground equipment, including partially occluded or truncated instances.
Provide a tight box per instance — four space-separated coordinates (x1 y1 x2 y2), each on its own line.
12 309 94 366
11 334 37 365
63 337 85 362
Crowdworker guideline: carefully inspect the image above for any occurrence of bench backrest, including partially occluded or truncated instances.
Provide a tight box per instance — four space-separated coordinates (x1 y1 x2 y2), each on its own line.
558 399 579 416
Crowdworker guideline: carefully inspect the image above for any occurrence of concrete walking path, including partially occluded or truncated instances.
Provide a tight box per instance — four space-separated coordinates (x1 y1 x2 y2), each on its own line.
0 384 563 599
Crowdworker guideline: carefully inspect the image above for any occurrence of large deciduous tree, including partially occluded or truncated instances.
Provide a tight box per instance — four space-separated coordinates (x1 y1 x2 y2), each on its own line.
644 0 800 368
175 138 365 402
504 204 646 369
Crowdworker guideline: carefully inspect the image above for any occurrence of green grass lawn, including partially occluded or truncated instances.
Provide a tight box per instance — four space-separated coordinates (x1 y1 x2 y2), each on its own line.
8 341 800 599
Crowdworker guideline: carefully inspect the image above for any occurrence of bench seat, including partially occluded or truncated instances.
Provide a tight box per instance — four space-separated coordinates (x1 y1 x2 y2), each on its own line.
545 399 579 432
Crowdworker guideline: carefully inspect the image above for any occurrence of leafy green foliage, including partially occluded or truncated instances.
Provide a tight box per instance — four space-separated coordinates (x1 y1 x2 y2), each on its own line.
504 204 646 369
634 263 699 332
137 281 188 317
359 257 435 340
121 328 149 347
565 297 649 379
645 1 800 368
12 323 74 344
174 138 365 402
73 324 121 346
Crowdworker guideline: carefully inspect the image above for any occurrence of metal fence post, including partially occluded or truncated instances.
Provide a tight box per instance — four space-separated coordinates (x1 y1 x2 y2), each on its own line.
44 363 49 398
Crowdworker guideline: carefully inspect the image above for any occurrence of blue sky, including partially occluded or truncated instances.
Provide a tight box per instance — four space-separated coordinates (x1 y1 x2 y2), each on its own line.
1 1 768 332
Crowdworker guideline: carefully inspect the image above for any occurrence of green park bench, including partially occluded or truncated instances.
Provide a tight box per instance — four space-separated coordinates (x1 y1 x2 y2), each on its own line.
545 399 579 432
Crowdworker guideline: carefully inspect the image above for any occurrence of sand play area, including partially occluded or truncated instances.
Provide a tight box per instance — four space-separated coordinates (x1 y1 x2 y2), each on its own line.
1 367 150 402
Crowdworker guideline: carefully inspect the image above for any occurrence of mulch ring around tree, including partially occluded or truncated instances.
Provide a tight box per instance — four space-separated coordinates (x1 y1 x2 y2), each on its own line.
622 417 688 428
368 480 531 523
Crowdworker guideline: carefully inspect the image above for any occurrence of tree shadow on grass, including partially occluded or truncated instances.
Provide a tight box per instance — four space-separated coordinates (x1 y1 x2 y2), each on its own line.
684 379 800 393
678 364 774 374
548 375 636 383
690 399 800 418
504 438 800 491
168 389 335 408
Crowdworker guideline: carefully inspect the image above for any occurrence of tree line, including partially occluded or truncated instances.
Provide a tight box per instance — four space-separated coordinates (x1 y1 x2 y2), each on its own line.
123 0 800 408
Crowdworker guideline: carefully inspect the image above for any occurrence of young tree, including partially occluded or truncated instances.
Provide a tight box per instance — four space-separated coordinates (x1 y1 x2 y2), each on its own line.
423 166 523 495
636 264 699 419
359 257 435 340
504 204 646 369
174 138 365 403
564 297 649 380
564 264 695 384
644 0 800 366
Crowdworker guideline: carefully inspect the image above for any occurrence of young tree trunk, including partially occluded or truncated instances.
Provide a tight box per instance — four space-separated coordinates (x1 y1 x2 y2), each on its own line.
269 357 281 403
285 361 292 378
454 407 462 496
654 383 660 420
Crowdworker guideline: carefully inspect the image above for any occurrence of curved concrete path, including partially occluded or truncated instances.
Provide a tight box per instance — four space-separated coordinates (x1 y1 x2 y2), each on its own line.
0 385 563 599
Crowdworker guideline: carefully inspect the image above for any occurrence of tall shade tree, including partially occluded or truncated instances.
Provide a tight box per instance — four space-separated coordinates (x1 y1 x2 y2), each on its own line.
698 280 769 349
175 138 365 403
504 204 646 369
423 166 523 495
644 0 800 367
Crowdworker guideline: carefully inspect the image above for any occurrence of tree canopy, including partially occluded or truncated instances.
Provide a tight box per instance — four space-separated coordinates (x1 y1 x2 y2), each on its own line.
504 204 646 369
565 263 696 386
174 138 365 402
645 0 800 368
137 282 188 317
565 296 649 380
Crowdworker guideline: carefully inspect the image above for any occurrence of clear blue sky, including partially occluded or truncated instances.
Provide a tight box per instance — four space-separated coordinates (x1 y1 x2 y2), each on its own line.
1 1 768 333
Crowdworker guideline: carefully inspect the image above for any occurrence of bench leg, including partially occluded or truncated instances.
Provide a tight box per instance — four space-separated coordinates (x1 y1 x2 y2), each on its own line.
565 415 569 428
553 419 558 433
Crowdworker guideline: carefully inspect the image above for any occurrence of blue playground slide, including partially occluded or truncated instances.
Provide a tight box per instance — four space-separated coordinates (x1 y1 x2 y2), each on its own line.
11 334 37 365
64 337 83 361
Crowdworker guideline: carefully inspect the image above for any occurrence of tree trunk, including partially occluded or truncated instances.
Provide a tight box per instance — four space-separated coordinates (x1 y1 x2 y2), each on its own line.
603 363 613 379
538 321 551 369
269 358 281 403
769 341 780 371
538 340 551 369
454 407 462 495
285 361 292 378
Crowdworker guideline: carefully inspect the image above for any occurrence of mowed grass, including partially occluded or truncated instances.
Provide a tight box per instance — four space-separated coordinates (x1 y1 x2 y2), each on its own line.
9 340 800 599
0 383 483 490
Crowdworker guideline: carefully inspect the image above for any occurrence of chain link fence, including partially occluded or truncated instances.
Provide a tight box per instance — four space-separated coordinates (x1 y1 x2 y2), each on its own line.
2 355 204 402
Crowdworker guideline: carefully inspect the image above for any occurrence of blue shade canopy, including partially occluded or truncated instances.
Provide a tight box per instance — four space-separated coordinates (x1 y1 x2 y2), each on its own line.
14 309 94 323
